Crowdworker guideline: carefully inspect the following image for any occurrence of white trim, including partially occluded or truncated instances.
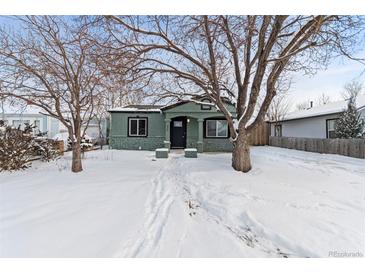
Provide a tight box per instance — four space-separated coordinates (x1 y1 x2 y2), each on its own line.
109 107 161 112
185 148 197 152
128 118 147 137
205 120 228 138
326 118 338 139
274 124 282 137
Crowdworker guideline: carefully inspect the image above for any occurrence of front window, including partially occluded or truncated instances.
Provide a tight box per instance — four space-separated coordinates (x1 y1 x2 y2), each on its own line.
205 120 228 138
12 120 30 130
34 120 40 134
129 118 147 137
326 119 337 139
274 124 282 137
173 121 183 127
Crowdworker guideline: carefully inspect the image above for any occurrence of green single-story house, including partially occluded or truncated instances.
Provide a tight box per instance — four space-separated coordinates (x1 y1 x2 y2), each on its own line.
108 97 236 152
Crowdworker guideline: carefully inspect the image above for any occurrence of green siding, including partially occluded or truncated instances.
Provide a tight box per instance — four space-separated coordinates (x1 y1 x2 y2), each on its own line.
203 138 233 152
186 118 198 148
109 100 236 152
110 112 165 150
163 101 236 115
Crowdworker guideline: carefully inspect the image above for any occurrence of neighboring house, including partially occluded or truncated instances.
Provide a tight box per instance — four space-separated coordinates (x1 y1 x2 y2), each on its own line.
84 118 109 141
108 98 236 152
1 105 66 138
270 95 365 138
1 104 107 141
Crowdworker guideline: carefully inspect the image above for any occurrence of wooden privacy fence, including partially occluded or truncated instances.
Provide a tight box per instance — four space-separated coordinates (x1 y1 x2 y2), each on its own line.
249 122 270 146
269 136 365 159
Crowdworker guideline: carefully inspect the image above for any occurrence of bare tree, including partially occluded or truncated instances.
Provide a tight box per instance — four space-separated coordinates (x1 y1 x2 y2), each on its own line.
267 94 291 137
0 16 108 172
342 80 363 100
105 15 364 172
296 100 312 110
267 93 290 124
0 82 5 122
91 93 109 149
296 92 331 111
265 76 291 121
91 82 144 149
316 92 331 106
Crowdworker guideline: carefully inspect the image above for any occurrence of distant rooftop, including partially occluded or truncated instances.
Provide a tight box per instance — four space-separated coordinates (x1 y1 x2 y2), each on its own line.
278 94 365 122
1 104 42 115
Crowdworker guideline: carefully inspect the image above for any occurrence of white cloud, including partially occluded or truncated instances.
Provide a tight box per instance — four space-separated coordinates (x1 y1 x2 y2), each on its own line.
288 57 365 109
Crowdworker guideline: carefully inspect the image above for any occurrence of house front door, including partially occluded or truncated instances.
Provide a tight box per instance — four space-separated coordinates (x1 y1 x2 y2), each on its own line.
170 117 187 148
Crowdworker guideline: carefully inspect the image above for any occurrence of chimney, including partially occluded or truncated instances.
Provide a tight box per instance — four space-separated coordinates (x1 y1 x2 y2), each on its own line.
309 101 313 108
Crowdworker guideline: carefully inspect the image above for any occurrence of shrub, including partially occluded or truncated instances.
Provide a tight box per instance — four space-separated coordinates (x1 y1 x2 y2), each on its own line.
0 122 60 171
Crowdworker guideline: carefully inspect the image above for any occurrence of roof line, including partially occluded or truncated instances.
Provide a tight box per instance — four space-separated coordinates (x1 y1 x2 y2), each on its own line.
160 100 190 110
108 110 162 113
272 98 365 123
271 111 344 123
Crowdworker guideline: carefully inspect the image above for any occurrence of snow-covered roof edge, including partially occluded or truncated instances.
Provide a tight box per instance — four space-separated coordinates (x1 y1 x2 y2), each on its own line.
110 97 235 113
274 94 365 122
108 107 162 113
1 104 43 115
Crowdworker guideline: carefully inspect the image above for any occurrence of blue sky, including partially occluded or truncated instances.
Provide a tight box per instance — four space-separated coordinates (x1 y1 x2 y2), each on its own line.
1 16 364 109
288 52 365 108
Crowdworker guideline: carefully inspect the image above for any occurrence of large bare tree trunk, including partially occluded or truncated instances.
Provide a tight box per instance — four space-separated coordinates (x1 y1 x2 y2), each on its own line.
71 138 83 173
232 131 252 172
70 116 83 173
98 119 104 150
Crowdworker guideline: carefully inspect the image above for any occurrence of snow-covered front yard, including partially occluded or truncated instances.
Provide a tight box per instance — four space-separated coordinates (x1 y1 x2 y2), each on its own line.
0 147 364 257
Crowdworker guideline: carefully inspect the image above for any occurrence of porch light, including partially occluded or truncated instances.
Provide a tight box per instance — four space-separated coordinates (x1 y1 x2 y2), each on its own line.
187 118 190 123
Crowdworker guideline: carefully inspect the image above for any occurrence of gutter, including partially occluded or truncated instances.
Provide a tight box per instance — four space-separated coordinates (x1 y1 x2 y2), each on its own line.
269 111 343 123
108 110 162 113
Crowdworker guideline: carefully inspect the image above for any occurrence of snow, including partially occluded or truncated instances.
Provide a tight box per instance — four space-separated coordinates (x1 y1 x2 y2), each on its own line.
184 148 197 152
281 94 365 121
52 132 69 150
156 148 168 151
52 132 69 142
108 107 161 112
52 132 94 150
0 147 364 257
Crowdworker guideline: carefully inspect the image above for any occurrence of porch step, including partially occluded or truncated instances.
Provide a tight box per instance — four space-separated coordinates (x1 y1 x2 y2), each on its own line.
184 148 198 158
156 148 169 158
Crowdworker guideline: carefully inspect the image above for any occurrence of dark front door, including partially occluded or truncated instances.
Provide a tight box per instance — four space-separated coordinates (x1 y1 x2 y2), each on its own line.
170 117 187 148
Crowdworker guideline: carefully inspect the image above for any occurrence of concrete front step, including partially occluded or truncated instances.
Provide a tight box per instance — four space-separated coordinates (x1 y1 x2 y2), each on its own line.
184 148 198 158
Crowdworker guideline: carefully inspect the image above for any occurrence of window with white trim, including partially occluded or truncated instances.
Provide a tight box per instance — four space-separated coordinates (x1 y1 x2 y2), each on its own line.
274 124 282 137
34 120 40 133
12 120 30 130
326 119 337 139
128 118 147 137
205 120 228 138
